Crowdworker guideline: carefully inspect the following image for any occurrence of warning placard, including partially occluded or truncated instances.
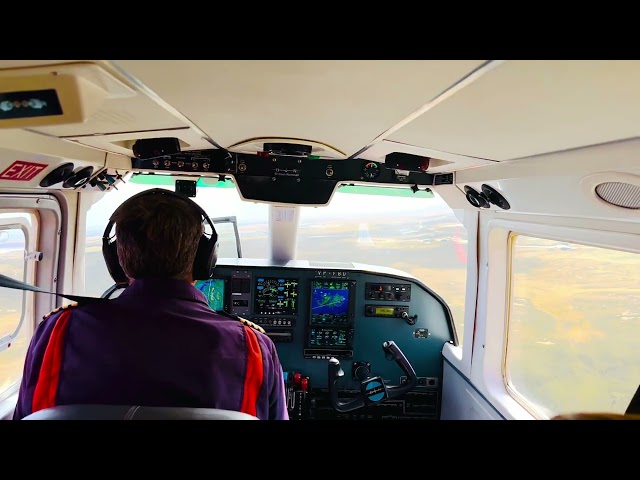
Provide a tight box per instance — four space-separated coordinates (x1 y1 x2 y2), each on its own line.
0 161 48 181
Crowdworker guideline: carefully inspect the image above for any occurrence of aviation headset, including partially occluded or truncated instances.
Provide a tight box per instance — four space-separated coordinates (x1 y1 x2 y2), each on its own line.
102 188 219 286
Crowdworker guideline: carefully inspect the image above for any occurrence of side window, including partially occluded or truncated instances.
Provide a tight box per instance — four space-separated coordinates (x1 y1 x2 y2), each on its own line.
0 211 37 399
507 234 640 418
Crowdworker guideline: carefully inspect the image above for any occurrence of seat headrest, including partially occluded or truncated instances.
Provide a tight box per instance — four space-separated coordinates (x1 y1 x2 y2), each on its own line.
22 405 259 420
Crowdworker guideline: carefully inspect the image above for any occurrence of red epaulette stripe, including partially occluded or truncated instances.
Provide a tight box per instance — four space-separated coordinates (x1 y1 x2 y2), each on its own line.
32 309 72 413
240 325 264 417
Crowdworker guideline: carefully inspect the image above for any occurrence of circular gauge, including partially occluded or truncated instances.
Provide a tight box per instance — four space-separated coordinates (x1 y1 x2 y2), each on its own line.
362 161 380 179
260 279 280 297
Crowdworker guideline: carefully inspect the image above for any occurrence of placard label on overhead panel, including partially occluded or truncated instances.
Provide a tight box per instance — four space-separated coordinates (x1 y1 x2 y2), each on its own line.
0 161 48 181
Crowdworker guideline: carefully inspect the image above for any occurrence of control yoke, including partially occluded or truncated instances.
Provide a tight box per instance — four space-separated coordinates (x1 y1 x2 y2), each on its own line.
328 341 418 413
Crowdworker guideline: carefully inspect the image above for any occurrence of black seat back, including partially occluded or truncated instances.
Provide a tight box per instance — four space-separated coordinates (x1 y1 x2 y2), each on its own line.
22 405 258 420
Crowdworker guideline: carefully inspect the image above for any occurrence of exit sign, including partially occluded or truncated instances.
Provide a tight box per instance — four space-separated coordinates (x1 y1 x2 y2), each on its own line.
0 160 48 181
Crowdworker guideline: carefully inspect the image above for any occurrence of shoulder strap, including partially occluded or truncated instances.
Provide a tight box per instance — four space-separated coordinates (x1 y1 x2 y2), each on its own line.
43 302 81 320
0 274 108 306
215 309 266 334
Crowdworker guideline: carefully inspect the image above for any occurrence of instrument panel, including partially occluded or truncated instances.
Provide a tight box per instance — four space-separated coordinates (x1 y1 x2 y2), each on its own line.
196 260 456 420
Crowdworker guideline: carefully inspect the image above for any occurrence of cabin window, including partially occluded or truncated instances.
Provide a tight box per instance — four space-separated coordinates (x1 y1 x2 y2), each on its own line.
0 211 37 399
84 179 269 297
297 187 468 344
506 234 640 418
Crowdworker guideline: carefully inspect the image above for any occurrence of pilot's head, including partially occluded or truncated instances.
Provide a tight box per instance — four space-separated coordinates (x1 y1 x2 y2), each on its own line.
111 191 204 283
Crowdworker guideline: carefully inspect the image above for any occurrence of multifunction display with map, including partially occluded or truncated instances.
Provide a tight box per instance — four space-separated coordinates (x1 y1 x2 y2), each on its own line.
254 277 299 315
304 279 356 359
310 280 352 324
194 278 227 312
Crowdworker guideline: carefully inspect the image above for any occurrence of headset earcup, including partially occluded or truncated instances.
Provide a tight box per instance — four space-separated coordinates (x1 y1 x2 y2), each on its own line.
102 239 128 286
192 235 218 280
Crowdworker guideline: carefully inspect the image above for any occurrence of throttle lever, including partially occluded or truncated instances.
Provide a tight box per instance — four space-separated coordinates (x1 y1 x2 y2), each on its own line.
382 341 418 398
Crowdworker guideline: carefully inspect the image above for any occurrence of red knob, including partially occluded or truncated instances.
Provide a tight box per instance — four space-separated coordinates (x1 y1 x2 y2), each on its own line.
293 373 301 385
301 378 309 392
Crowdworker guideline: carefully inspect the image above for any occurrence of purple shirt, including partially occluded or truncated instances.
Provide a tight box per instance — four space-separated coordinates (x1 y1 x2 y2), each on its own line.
13 278 288 420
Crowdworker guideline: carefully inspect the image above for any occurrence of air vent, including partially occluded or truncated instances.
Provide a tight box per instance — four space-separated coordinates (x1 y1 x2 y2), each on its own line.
433 173 454 185
595 182 640 209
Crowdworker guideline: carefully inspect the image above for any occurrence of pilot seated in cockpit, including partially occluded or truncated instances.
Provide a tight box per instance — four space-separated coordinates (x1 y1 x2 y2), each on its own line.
13 188 288 420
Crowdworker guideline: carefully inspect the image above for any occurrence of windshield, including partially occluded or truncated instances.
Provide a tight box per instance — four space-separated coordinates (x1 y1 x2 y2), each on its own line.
84 179 468 343
297 187 468 340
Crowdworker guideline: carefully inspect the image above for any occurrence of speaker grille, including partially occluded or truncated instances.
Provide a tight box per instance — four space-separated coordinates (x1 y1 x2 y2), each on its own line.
595 182 640 209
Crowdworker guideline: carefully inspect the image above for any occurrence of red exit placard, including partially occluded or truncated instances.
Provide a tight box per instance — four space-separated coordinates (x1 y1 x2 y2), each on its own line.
0 160 48 181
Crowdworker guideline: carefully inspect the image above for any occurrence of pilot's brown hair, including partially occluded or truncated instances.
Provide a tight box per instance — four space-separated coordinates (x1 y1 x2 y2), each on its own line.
112 192 203 281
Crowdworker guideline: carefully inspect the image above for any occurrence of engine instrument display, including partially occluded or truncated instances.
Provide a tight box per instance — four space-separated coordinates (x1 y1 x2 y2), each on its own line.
255 277 299 315
308 327 348 347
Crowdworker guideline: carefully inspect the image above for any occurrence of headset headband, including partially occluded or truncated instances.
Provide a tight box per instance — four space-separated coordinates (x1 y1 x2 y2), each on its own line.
101 187 219 286
102 188 215 241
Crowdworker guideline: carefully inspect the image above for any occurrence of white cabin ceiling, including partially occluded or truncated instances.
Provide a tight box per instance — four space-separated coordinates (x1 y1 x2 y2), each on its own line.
387 60 640 161
108 59 640 163
1 59 639 170
109 59 487 157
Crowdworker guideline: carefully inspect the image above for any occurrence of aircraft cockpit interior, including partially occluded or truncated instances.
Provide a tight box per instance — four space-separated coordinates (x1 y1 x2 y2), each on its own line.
1 60 639 422
97 137 457 420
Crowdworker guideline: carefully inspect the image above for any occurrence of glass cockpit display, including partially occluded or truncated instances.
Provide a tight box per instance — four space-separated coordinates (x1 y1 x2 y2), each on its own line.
194 278 226 311
254 277 299 315
305 280 356 358
310 280 350 324
308 327 348 347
